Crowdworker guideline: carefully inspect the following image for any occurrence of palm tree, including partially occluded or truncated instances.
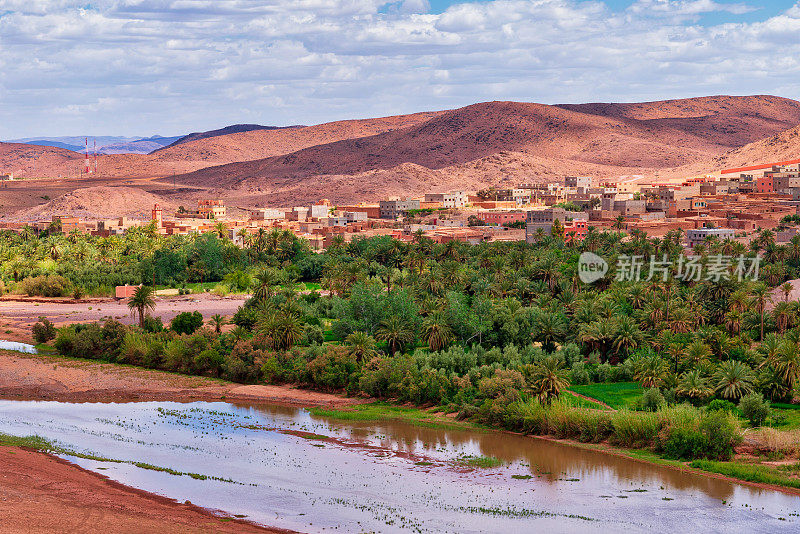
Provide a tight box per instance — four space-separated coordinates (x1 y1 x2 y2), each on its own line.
781 282 794 302
750 282 772 342
612 215 626 232
377 316 415 356
528 355 570 405
676 370 713 401
682 340 712 370
127 285 156 329
714 360 755 400
257 310 304 350
344 331 379 361
209 314 227 334
612 316 643 360
634 354 668 389
774 301 795 333
252 268 279 302
422 313 453 352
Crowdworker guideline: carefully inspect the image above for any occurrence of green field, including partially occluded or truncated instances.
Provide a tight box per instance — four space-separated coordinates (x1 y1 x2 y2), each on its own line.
568 382 643 409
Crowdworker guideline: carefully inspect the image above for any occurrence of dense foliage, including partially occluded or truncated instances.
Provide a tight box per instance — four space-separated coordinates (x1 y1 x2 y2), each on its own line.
15 224 800 461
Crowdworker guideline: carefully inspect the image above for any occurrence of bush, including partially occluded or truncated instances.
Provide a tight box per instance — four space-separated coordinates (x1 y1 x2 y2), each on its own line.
301 324 324 345
306 347 359 390
738 393 771 427
569 362 590 385
171 311 204 335
661 427 707 460
637 388 666 412
707 399 737 413
32 316 56 343
699 410 741 460
142 316 164 333
20 275 72 297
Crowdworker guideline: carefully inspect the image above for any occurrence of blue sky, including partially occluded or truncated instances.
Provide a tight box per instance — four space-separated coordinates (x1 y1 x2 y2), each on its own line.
1 0 799 138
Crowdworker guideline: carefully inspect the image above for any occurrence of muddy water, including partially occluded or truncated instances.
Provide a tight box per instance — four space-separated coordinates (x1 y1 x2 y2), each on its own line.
0 400 798 533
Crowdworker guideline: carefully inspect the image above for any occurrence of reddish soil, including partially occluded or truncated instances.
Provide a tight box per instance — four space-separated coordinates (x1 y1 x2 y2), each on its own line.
4 95 800 212
0 447 287 534
0 349 363 406
0 293 248 331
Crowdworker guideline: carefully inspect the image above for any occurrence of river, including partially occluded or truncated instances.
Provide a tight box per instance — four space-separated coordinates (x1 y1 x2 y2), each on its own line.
0 400 797 533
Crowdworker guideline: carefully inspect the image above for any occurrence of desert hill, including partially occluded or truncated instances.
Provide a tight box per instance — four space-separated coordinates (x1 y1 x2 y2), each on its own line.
12 186 177 221
159 124 302 151
0 142 82 178
0 111 445 179
172 96 800 203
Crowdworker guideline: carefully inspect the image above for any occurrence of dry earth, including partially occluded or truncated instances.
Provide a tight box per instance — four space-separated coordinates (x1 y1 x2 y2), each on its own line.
0 447 285 534
4 95 800 214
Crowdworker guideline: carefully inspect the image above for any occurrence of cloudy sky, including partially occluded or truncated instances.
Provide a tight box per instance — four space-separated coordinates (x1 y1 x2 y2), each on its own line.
1 0 799 138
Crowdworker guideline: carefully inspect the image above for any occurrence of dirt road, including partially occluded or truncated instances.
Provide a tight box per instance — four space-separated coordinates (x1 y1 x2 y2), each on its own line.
0 293 248 342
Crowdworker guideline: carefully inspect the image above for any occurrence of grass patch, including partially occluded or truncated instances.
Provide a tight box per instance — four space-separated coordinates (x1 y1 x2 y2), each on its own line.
0 433 53 450
562 392 607 410
569 382 643 409
772 408 800 430
0 432 237 483
310 402 480 432
689 459 800 490
511 474 533 480
457 455 505 468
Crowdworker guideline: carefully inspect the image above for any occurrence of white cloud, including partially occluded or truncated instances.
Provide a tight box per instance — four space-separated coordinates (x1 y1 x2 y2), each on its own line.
0 0 799 137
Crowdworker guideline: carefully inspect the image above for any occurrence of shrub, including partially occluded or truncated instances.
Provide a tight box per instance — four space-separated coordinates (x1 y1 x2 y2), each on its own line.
738 393 771 427
699 410 741 460
637 388 667 412
707 399 737 413
142 316 164 333
301 324 324 346
32 316 56 343
171 311 204 335
306 347 359 391
569 361 590 385
194 349 225 377
20 275 72 297
661 427 707 460
611 410 660 447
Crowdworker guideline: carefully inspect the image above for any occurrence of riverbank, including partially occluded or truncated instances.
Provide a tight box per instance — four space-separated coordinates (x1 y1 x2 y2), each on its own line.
313 402 800 497
0 349 364 407
0 445 286 534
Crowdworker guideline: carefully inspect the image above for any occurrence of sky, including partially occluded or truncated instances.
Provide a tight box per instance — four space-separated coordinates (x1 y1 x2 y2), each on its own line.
1 0 799 138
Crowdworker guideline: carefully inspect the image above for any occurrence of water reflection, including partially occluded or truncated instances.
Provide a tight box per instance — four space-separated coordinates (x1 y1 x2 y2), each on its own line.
0 400 796 534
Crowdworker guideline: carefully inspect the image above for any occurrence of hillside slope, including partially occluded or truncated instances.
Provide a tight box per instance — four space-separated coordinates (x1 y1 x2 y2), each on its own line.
172 96 800 203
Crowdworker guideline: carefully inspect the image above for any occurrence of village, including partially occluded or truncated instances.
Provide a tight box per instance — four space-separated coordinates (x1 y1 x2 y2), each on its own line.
3 159 799 251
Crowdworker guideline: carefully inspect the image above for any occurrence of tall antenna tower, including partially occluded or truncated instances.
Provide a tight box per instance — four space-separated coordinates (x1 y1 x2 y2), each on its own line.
83 138 91 176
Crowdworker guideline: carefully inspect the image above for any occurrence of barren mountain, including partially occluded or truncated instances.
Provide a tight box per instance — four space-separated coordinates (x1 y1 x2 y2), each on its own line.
1 111 444 179
12 186 176 221
159 124 302 150
172 96 800 204
0 142 82 178
148 111 445 165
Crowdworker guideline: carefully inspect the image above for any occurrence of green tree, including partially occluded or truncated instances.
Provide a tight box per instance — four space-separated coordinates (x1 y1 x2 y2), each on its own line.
127 286 156 329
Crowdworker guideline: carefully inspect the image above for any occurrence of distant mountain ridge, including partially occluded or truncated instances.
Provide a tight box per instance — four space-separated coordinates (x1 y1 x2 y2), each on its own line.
3 96 800 204
159 124 305 151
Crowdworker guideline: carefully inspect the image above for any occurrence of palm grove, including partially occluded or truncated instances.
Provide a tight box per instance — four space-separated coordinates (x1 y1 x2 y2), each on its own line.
7 222 800 462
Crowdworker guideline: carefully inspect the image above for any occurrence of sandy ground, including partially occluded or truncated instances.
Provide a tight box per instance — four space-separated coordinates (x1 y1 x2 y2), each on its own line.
0 349 362 407
0 293 249 341
0 447 286 534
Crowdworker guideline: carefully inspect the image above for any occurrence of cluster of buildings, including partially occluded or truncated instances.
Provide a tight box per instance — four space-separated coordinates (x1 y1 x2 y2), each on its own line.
4 161 800 251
